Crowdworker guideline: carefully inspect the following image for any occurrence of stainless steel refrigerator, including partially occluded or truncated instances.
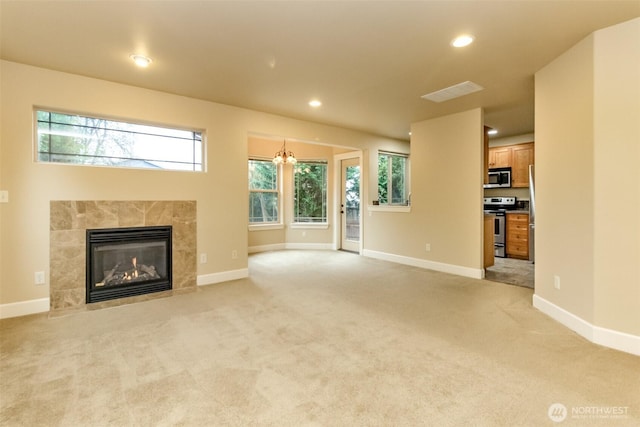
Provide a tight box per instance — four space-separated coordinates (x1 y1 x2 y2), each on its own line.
529 165 535 263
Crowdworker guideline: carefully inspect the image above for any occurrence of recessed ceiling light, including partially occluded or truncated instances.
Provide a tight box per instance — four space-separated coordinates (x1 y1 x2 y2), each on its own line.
487 129 498 136
130 54 152 68
451 35 474 48
309 99 322 108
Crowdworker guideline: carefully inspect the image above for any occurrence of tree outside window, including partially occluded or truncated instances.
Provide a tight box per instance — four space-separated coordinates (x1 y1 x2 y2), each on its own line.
249 159 279 223
294 162 327 223
36 110 203 171
378 152 408 205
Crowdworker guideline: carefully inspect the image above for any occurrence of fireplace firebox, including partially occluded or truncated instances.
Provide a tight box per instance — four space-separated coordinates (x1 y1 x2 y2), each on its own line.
86 226 172 303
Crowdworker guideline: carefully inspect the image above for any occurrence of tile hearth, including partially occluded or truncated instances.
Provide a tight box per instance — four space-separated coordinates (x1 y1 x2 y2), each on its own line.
49 200 197 313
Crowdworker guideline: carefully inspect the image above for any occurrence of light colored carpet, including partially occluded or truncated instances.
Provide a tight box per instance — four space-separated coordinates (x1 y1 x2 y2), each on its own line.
1 250 638 426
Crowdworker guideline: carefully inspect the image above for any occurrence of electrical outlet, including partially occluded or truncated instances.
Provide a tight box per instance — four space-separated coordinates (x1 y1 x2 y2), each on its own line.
200 253 207 264
425 243 431 252
0 190 8 203
554 275 561 290
34 271 45 285
231 250 238 259
302 231 306 237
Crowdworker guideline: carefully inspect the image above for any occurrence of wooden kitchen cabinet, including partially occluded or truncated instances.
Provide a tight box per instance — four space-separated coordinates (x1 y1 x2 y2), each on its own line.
488 146 512 168
511 143 534 188
486 142 534 187
506 212 529 259
484 214 495 268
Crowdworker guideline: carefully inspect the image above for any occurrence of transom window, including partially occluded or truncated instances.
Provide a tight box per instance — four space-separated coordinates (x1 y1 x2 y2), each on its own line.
293 161 328 223
378 151 409 205
249 159 280 224
35 110 203 171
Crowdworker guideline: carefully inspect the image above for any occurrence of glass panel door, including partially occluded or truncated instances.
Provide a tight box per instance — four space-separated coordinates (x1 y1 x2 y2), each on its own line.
341 158 360 252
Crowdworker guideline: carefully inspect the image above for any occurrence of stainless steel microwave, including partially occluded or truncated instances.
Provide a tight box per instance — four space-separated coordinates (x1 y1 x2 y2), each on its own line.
484 167 511 188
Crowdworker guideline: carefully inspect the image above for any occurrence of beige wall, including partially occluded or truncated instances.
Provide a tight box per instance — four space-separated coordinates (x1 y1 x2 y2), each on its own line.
365 108 484 271
411 109 484 269
592 18 640 334
535 34 596 323
535 18 639 336
0 61 406 306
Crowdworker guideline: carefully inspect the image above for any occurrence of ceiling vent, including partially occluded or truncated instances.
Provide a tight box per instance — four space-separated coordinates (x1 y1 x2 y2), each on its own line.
421 81 484 103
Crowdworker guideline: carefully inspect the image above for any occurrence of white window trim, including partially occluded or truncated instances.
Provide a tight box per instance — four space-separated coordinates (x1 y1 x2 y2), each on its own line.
34 108 205 172
289 223 329 230
248 157 283 227
367 205 411 213
368 205 411 213
377 150 410 206
248 223 285 231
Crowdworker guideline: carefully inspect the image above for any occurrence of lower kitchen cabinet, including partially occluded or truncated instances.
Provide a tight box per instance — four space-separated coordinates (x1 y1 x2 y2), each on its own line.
506 212 529 259
484 214 495 268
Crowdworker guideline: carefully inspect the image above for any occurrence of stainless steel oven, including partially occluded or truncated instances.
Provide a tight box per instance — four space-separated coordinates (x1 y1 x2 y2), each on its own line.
492 212 506 257
484 197 516 258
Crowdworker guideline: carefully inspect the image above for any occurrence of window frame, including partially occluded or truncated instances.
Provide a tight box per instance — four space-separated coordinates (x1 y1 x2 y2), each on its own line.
377 150 410 207
248 157 283 229
34 108 205 172
292 160 329 227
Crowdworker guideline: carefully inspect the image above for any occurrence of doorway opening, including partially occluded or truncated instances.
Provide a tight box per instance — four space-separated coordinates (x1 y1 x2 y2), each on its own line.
340 157 361 253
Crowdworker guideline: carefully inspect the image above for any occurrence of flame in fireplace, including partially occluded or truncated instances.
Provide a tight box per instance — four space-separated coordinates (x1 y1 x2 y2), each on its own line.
95 255 160 287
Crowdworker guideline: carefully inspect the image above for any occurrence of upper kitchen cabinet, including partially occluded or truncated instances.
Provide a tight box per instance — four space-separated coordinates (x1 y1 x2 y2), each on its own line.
511 143 534 187
488 146 512 168
486 142 534 188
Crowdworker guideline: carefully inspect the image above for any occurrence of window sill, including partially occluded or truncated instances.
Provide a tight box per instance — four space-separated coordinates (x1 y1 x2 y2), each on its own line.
248 223 284 231
290 223 329 230
368 205 411 213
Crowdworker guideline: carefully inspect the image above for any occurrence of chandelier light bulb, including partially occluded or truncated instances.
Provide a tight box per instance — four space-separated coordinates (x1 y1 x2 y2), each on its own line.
272 140 296 165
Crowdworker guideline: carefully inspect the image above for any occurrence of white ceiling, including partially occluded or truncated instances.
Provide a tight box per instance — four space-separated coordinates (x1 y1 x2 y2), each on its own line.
1 1 638 141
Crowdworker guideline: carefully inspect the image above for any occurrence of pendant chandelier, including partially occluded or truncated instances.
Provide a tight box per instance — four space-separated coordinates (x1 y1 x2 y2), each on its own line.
272 140 297 165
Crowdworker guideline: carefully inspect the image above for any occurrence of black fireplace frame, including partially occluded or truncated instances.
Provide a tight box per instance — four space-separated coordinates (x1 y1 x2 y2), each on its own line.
86 226 172 303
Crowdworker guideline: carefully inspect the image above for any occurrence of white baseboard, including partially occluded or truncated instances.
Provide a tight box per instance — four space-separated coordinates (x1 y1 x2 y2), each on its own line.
362 249 484 279
533 294 640 356
285 243 334 250
249 244 286 254
0 298 49 319
249 243 333 253
197 268 249 286
0 268 251 319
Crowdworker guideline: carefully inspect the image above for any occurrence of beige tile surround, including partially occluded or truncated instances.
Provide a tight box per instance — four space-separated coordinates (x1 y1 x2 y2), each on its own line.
49 201 197 313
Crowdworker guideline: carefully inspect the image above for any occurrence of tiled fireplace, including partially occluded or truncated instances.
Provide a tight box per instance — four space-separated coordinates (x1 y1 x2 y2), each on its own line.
50 201 196 313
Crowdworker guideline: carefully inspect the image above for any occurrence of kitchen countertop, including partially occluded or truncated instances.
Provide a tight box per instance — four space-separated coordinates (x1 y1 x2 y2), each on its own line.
507 210 530 214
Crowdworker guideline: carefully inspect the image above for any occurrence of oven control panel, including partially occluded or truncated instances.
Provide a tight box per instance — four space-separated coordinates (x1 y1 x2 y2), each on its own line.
483 197 517 213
